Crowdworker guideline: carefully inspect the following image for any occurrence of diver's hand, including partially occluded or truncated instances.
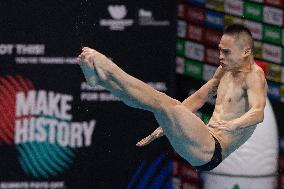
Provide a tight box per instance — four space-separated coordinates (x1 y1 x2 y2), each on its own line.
208 120 237 131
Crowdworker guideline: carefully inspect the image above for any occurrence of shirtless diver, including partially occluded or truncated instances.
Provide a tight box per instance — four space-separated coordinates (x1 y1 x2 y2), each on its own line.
77 24 267 171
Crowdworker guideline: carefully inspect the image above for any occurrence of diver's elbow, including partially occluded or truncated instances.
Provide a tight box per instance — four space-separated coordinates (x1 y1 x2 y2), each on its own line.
256 112 264 124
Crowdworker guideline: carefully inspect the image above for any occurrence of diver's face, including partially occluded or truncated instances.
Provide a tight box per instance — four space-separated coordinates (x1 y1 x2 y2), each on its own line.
218 34 243 71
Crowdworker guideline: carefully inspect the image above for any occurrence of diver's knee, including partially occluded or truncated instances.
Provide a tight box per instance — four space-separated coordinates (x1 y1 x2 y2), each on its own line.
154 92 181 111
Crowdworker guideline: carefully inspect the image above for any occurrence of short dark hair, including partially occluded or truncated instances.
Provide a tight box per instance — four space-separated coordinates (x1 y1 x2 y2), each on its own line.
224 24 252 37
223 24 253 49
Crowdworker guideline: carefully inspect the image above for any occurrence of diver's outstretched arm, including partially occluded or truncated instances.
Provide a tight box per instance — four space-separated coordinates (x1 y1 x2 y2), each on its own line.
136 127 164 147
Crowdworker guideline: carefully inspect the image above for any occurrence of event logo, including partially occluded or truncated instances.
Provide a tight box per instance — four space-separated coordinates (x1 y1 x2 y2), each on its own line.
138 8 170 26
99 5 134 31
108 5 127 20
0 75 95 178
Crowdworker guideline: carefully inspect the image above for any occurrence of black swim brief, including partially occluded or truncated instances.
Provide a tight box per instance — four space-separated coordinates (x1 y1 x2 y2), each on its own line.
193 136 222 171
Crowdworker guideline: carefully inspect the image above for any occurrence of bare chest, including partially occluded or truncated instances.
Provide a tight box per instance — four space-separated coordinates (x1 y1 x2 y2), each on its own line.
215 73 248 111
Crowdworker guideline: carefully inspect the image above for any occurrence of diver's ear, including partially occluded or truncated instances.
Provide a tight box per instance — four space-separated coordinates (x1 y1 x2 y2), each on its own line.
242 47 252 58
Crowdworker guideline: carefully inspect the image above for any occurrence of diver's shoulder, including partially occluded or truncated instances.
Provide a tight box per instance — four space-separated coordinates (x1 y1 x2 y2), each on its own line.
248 63 265 77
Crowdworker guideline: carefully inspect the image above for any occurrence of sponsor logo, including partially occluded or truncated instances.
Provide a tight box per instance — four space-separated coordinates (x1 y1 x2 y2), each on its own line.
186 0 205 5
181 182 200 189
185 41 205 61
205 10 224 29
279 174 284 188
262 43 282 64
177 20 187 38
186 6 205 24
266 62 281 82
263 6 283 26
244 1 263 21
263 24 282 45
279 154 284 169
205 0 224 12
203 64 218 81
267 82 281 100
184 59 203 79
138 9 170 26
224 14 244 26
177 39 185 56
250 0 263 2
204 29 223 47
205 47 220 65
254 41 263 59
244 20 263 40
186 24 204 42
173 161 179 176
0 75 95 179
224 0 243 16
99 5 134 31
172 177 182 188
278 137 284 153
176 57 185 74
280 85 284 102
283 48 284 64
178 4 187 18
282 28 284 46
179 162 199 180
281 85 284 103
282 67 284 83
127 153 172 189
264 0 284 9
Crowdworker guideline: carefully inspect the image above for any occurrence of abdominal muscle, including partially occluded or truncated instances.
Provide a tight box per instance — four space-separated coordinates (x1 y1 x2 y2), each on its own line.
207 125 256 159
206 100 257 159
